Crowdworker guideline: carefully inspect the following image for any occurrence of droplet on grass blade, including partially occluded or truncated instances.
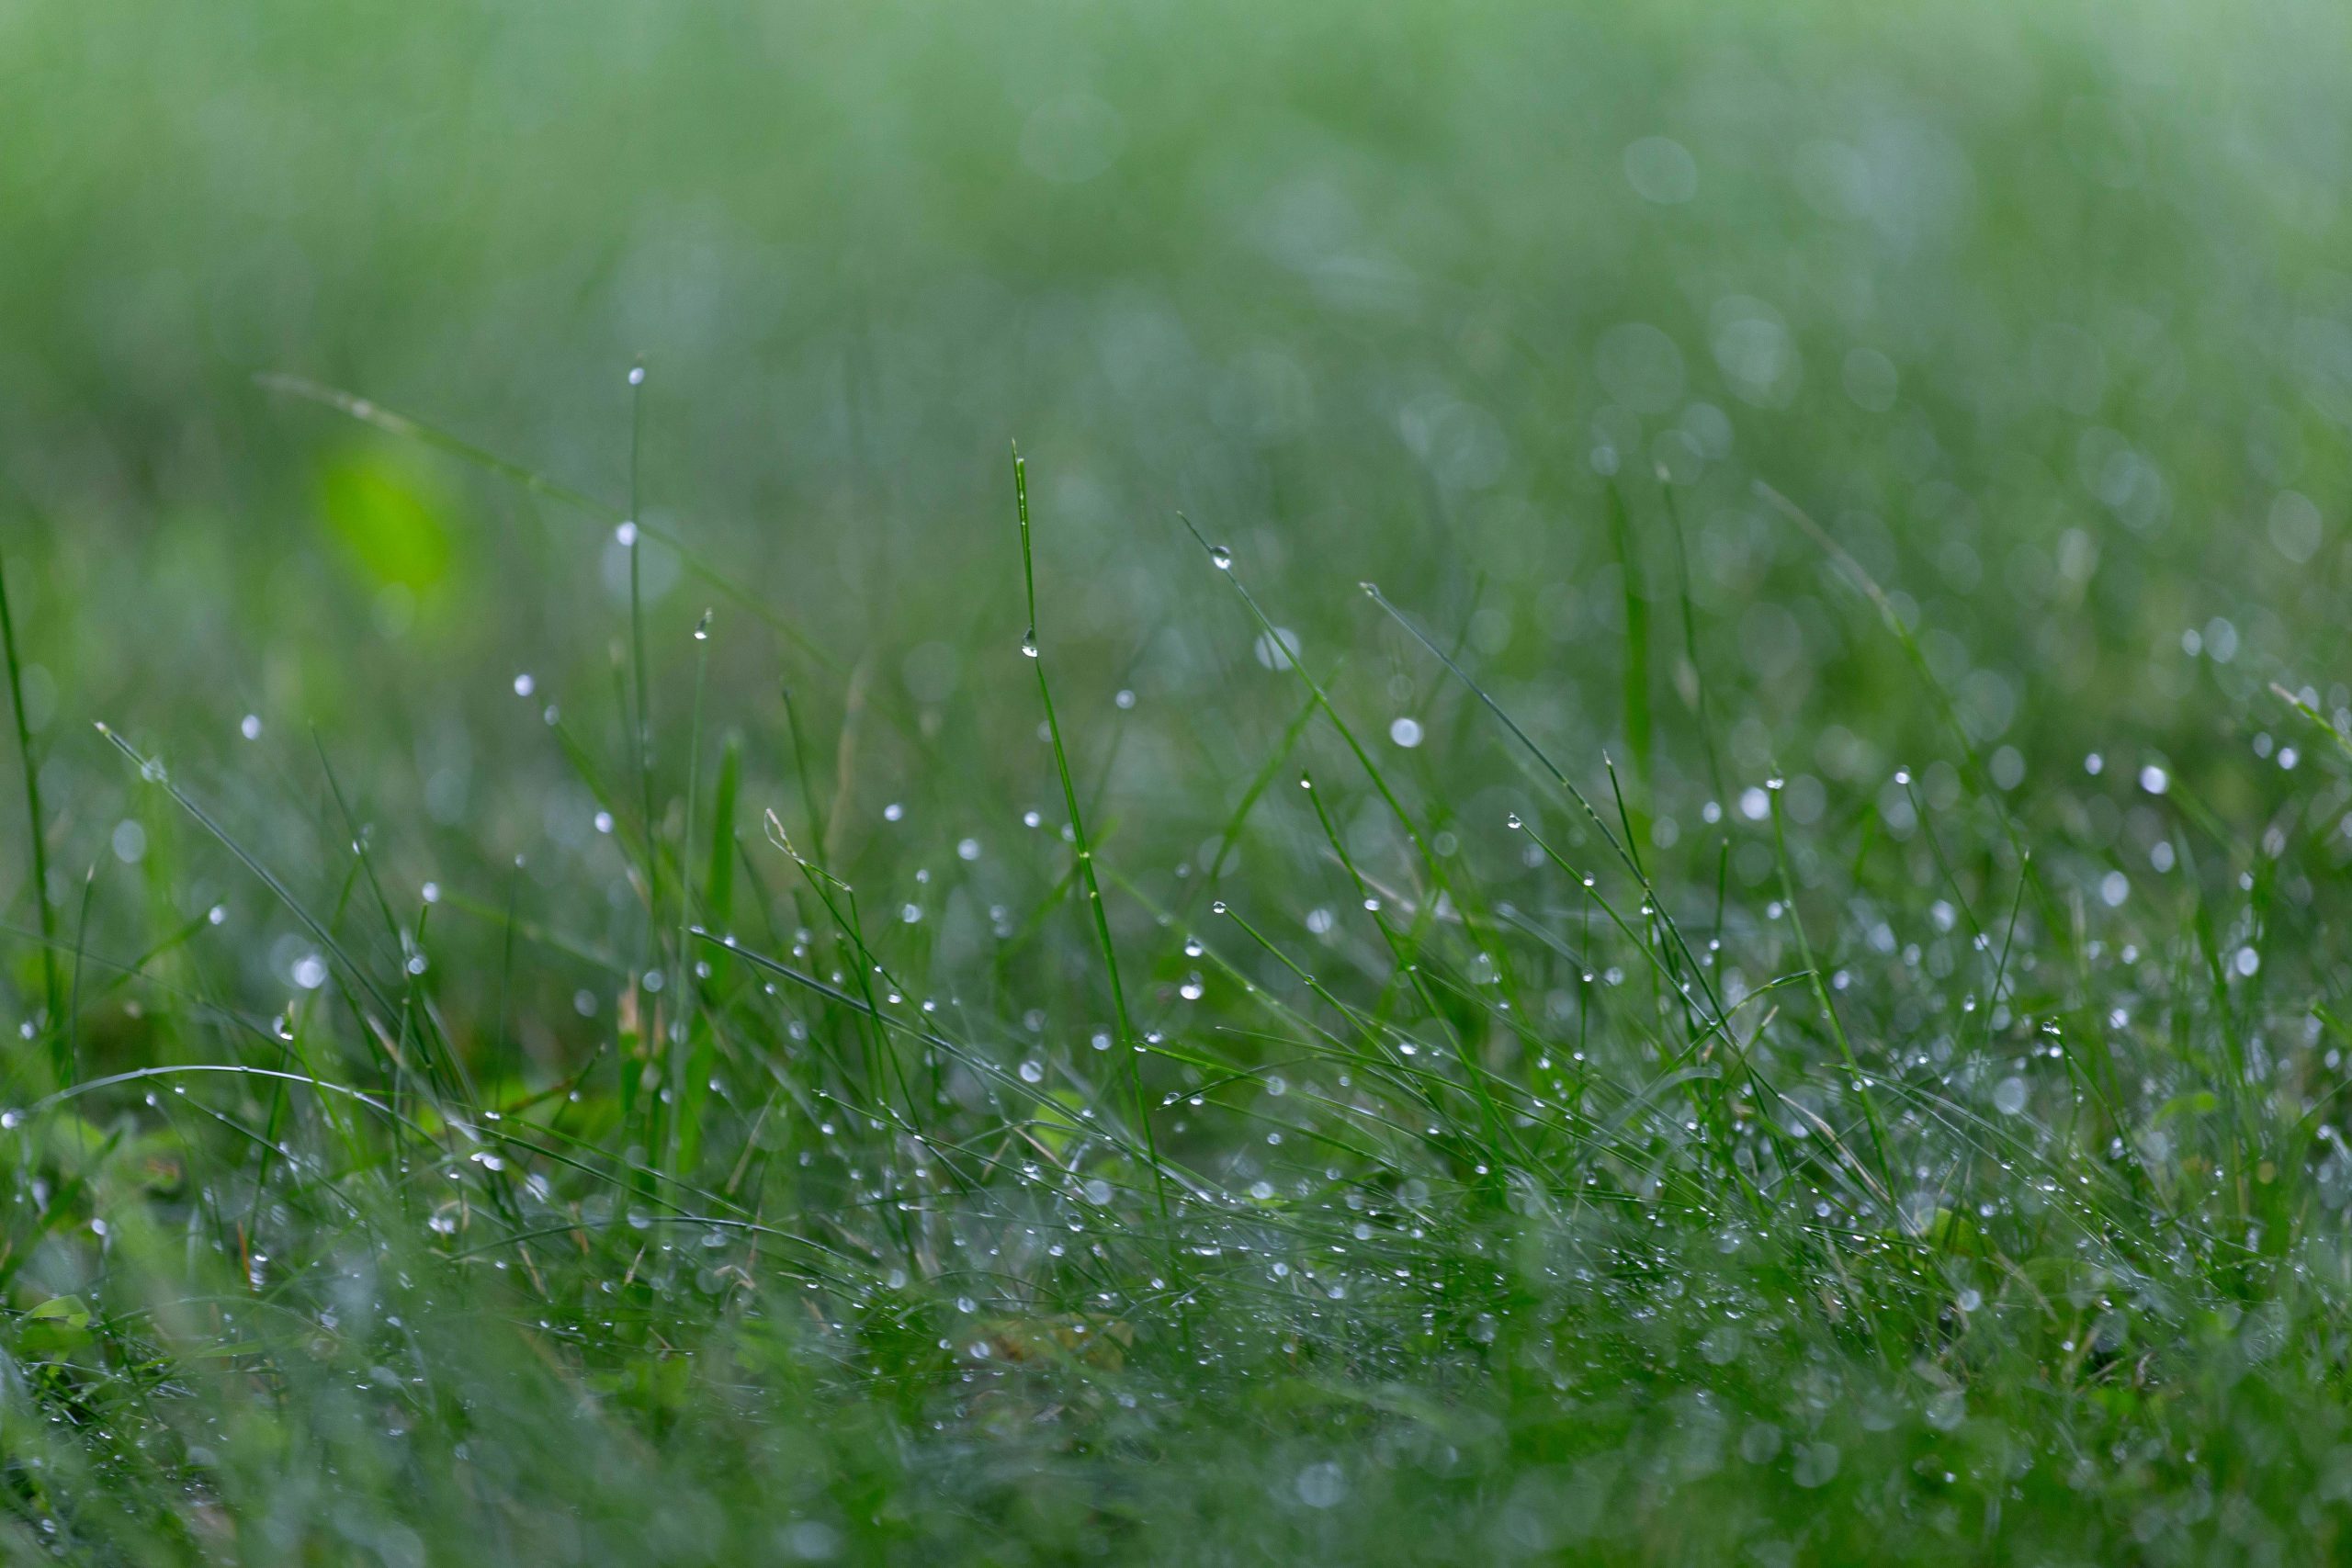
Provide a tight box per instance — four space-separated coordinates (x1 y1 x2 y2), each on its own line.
1295 1461 1346 1509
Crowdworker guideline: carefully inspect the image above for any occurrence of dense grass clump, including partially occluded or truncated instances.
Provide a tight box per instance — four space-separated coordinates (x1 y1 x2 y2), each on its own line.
6 0 2352 1562
4 414 2350 1562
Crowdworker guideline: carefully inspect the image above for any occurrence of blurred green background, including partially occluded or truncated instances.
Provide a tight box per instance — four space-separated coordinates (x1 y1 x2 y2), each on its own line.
2 0 2347 1055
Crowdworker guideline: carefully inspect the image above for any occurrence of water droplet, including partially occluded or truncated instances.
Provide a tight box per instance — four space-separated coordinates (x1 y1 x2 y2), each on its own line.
694 610 712 641
615 520 639 547
1018 1060 1045 1084
1388 716 1424 749
627 365 646 387
239 714 263 741
1505 813 1522 829
513 673 536 697
291 954 329 990
594 811 615 835
1295 1461 1346 1509
1020 630 1038 657
1208 544 1233 570
957 837 981 862
1210 901 1229 916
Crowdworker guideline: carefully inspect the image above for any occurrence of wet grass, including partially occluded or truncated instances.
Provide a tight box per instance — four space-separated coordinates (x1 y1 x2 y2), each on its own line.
5 0 2352 1562
3 406 2349 1562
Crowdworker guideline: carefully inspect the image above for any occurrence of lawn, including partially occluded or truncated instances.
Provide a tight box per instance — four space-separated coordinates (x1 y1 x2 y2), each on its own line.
3 0 2351 1561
